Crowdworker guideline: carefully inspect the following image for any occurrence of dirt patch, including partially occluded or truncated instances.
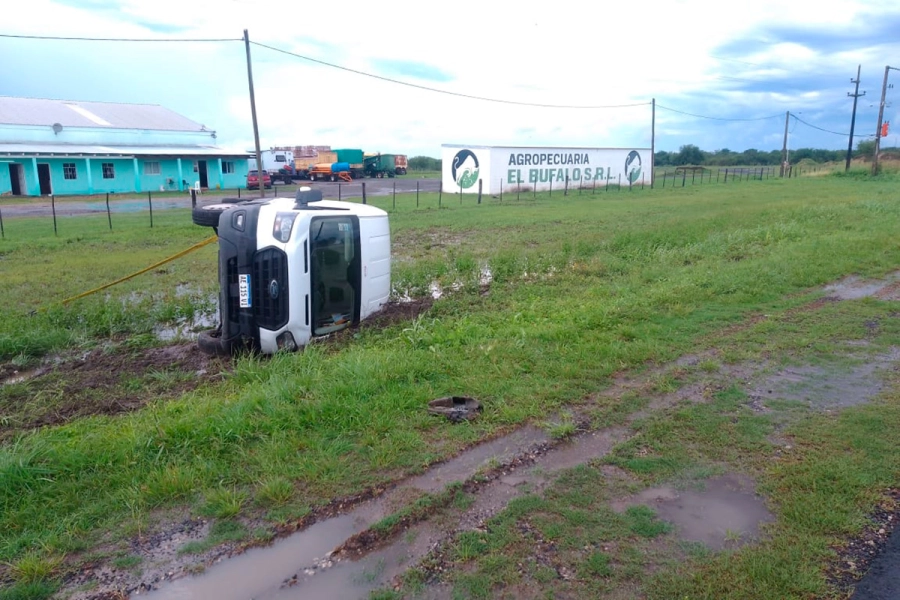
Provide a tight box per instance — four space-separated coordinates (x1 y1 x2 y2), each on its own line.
612 474 774 551
0 343 229 441
824 272 900 301
746 349 900 413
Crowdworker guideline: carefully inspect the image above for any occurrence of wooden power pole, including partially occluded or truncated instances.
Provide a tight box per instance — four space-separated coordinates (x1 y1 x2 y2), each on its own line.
845 65 865 172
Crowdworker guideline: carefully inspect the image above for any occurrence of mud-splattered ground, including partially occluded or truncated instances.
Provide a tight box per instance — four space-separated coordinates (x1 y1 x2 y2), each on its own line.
0 343 229 441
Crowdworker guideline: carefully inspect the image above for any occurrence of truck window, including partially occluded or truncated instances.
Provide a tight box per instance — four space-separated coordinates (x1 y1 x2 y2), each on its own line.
275 155 286 163
309 217 360 336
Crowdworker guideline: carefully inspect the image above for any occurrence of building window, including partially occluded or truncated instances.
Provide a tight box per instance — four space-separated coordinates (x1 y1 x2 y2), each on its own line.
223 161 235 174
63 163 77 180
144 161 161 175
102 163 115 179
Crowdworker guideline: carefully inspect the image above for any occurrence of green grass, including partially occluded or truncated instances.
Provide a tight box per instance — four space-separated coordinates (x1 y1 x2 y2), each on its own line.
2 174 900 592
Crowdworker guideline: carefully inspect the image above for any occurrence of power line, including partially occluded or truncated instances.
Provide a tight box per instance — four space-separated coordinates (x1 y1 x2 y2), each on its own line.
656 104 783 122
249 40 650 110
0 33 240 42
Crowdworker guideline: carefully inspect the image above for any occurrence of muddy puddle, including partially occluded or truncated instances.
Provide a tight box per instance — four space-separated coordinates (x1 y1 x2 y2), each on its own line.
613 474 773 551
136 424 634 600
154 312 217 342
824 272 900 301
748 348 900 412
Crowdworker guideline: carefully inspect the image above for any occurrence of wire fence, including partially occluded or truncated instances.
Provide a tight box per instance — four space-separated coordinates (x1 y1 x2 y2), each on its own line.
0 166 833 239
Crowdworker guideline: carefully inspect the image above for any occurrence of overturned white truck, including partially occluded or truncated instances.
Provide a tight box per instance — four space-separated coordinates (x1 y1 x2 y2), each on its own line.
191 188 391 355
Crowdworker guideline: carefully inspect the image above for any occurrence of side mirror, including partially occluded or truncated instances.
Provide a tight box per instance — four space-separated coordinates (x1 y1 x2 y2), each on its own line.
295 187 324 207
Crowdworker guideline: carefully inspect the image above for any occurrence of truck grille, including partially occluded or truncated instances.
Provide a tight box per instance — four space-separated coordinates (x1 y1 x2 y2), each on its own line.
252 247 289 330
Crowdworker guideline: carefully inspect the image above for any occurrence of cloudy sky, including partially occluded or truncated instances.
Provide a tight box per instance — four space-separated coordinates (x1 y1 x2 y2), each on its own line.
1 0 898 157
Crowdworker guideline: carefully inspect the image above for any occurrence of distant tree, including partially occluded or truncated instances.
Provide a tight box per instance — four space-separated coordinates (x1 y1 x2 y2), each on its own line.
675 144 705 166
408 156 441 171
855 140 876 161
654 151 672 166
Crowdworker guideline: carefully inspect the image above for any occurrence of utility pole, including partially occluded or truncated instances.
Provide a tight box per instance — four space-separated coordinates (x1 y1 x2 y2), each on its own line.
872 65 897 176
780 111 790 177
244 29 264 198
650 98 656 188
845 65 865 172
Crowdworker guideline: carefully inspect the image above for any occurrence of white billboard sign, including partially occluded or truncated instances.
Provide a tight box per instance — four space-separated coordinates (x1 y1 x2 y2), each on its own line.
442 145 651 194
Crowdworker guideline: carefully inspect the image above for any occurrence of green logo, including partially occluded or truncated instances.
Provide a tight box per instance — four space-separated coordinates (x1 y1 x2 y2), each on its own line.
625 150 642 184
451 149 480 189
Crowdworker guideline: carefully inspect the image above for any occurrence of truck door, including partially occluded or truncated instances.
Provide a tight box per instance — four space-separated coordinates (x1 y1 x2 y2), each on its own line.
309 215 361 336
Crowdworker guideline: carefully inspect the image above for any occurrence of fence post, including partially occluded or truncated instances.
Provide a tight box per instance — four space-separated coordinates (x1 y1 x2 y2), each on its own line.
238 187 241 199
517 185 520 202
416 180 419 207
549 177 553 198
477 179 482 204
438 183 442 208
681 171 686 187
739 170 743 183
106 193 112 230
191 188 196 208
592 176 596 195
499 179 502 202
725 169 729 183
564 175 569 196
362 181 367 204
338 183 341 201
618 174 622 191
393 179 396 209
0 206 4 239
148 192 153 228
692 170 696 185
606 174 610 192
52 194 58 236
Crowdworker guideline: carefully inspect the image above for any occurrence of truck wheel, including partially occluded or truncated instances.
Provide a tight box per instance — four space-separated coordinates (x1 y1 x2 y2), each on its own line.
192 203 231 228
377 172 384 178
330 174 337 182
198 328 232 357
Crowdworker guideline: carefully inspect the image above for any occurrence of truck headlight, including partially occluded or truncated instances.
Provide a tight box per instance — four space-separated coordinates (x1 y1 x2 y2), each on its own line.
276 331 297 351
273 213 295 243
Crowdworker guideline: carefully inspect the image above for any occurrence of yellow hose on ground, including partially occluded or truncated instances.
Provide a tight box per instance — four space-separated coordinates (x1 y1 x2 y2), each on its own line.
53 235 219 308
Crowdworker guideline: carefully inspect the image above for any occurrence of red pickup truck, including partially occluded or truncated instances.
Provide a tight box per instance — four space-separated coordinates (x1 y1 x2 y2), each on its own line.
246 170 272 190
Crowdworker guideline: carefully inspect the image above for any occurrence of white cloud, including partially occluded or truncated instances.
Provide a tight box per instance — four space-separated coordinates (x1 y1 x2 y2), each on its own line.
1 0 899 154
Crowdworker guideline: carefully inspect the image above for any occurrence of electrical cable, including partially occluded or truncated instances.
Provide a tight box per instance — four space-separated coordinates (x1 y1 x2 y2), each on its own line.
249 40 651 110
656 104 783 121
0 33 240 42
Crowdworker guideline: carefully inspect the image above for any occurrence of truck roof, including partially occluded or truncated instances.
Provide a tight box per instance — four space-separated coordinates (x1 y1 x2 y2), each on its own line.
259 196 388 218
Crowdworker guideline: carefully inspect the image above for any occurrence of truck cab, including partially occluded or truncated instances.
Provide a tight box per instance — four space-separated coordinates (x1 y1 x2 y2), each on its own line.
193 189 390 355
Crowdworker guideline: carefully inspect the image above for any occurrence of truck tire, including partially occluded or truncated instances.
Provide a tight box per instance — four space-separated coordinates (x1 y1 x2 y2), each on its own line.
192 203 232 228
330 174 337 182
198 328 232 357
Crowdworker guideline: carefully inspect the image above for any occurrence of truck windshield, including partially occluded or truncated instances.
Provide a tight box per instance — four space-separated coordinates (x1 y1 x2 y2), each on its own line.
309 217 359 335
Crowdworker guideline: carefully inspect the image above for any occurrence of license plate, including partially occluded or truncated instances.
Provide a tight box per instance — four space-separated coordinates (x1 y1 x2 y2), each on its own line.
239 274 252 308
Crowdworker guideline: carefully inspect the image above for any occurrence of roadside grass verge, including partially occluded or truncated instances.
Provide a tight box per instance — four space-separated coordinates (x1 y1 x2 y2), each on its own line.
401 298 900 599
1 176 899 593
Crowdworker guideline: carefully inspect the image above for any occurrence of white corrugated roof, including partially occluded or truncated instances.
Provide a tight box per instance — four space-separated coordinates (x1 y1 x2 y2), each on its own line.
0 142 251 158
0 96 209 132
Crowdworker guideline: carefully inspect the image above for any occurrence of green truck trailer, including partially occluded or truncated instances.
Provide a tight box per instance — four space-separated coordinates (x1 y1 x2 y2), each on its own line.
363 153 397 178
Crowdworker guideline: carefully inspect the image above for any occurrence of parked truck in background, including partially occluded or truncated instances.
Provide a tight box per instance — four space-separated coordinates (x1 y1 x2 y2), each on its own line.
363 153 397 178
293 151 337 180
309 162 352 182
249 149 297 184
334 149 365 179
394 154 408 175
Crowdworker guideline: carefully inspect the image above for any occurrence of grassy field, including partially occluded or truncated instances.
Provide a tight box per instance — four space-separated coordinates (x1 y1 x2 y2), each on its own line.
1 173 900 598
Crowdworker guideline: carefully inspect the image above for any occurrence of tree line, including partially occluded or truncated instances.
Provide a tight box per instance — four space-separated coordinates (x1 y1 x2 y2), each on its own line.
655 141 890 167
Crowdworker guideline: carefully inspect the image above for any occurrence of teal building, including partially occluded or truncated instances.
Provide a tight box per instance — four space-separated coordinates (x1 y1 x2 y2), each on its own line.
0 96 250 196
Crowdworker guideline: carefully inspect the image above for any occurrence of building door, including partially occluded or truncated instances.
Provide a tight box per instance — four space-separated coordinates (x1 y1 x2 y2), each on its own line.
37 163 52 195
197 160 208 188
8 164 24 195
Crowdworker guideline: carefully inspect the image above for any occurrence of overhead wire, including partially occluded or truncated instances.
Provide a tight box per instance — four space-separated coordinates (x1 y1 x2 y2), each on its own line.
657 104 783 122
0 33 240 42
249 40 651 110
